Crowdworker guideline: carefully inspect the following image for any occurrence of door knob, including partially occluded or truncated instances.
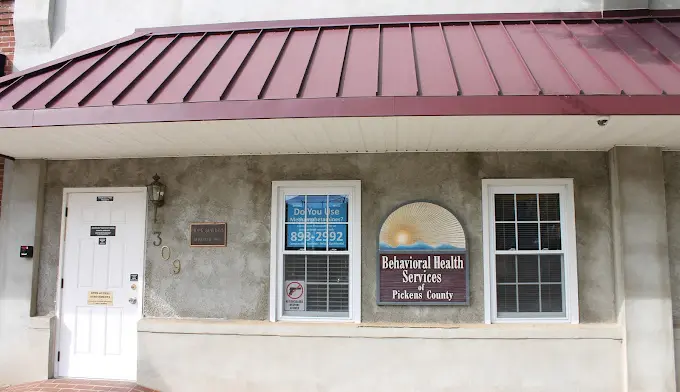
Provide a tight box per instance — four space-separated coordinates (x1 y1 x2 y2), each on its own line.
129 298 137 305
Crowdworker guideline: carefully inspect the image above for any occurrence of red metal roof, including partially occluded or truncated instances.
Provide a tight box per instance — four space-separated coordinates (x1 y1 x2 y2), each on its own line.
3 16 680 127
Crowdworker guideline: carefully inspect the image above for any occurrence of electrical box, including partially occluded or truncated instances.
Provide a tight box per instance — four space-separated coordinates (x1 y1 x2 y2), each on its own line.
19 246 33 258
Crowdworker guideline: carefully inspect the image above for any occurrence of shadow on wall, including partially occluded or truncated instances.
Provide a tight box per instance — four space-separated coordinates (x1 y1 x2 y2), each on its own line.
602 0 650 11
50 0 66 45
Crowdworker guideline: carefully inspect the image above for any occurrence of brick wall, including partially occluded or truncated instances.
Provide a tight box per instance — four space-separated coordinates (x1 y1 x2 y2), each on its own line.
0 0 13 75
0 0 11 213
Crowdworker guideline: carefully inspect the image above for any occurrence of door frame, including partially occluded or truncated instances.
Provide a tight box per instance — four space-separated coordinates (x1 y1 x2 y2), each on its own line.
53 187 148 379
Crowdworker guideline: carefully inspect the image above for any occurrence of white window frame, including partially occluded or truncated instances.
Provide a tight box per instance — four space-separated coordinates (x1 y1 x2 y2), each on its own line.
482 179 579 324
269 180 361 323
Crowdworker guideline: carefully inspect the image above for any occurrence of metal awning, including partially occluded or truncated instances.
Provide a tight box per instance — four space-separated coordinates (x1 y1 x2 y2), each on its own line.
2 15 680 128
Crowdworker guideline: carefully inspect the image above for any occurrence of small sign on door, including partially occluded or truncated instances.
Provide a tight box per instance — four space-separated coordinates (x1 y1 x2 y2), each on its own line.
90 226 116 236
98 238 106 245
284 280 305 311
96 196 114 202
87 291 113 306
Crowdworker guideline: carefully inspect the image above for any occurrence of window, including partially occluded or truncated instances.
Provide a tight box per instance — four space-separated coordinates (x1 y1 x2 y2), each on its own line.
482 179 578 324
270 181 361 322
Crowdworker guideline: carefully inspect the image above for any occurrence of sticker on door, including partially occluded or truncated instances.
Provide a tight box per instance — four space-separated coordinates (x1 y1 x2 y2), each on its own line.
90 226 116 236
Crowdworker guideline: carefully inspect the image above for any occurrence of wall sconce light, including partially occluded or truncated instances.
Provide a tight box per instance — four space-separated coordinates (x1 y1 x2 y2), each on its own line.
147 174 166 223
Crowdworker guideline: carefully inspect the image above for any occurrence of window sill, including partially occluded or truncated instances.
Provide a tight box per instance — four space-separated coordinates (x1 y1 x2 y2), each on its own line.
277 316 355 323
138 318 621 340
492 317 576 324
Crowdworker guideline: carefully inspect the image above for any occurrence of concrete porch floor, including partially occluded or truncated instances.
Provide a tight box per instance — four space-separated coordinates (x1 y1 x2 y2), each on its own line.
0 379 158 392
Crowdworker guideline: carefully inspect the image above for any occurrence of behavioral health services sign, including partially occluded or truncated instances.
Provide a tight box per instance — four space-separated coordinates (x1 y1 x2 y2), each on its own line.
377 201 469 305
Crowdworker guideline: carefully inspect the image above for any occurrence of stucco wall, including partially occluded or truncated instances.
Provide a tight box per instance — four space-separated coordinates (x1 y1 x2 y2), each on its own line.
667 152 680 390
0 160 53 385
664 151 680 324
13 0 652 71
136 318 623 392
37 152 615 324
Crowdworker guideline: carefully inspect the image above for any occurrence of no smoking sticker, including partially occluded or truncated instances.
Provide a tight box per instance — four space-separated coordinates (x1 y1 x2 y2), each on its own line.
284 280 305 311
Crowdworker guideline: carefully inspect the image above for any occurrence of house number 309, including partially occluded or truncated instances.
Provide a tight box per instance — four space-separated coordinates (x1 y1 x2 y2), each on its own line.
160 245 181 275
152 232 162 247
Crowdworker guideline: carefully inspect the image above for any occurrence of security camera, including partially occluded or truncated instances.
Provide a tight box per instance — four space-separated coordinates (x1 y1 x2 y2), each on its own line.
596 116 610 127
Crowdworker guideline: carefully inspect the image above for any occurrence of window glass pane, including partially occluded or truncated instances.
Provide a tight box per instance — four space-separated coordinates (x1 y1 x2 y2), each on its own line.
306 195 328 222
306 284 328 311
541 284 564 312
305 224 328 251
540 223 562 250
539 193 560 221
496 285 517 313
328 224 348 251
518 285 540 312
281 191 351 319
284 255 306 280
490 187 569 320
494 194 515 221
517 223 539 250
516 194 538 221
285 224 305 251
329 285 349 312
285 195 305 223
328 195 349 223
540 255 562 283
517 255 539 283
329 255 349 283
495 255 516 283
495 223 516 250
306 255 328 282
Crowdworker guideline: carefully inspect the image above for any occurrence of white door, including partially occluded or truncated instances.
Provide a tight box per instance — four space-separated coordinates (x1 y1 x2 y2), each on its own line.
57 190 146 380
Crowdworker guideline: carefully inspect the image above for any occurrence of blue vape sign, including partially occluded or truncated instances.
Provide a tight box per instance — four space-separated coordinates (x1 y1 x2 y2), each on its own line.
285 195 348 250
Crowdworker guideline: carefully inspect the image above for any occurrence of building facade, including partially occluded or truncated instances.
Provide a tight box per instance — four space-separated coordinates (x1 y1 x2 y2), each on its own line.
2 1 680 392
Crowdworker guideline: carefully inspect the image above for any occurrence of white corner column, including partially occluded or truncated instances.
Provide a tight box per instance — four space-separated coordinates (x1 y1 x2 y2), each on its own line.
0 159 51 386
609 146 676 392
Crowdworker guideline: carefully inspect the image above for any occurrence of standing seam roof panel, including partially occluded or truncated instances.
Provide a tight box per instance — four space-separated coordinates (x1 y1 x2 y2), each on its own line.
630 22 680 66
474 24 539 95
18 54 105 109
567 23 662 94
504 23 581 95
0 69 58 109
153 33 231 104
227 30 289 100
117 34 204 105
380 26 418 96
262 29 319 100
299 27 349 99
603 22 680 94
411 25 458 96
443 24 499 96
340 27 380 97
85 36 177 106
662 21 680 40
188 31 259 102
48 40 148 108
3 17 680 125
534 23 620 95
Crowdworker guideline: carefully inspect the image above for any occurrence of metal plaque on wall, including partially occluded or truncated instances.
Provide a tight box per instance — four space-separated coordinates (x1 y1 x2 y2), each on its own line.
190 223 227 247
377 202 469 305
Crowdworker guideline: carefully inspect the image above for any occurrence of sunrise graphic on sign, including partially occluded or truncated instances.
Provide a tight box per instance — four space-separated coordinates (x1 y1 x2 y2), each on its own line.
379 202 466 251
